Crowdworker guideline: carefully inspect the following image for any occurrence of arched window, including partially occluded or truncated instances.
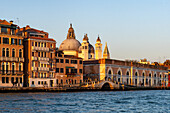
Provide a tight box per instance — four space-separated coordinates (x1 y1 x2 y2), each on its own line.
19 49 22 57
149 73 151 78
12 49 15 57
126 71 129 75
135 72 138 76
12 63 15 74
118 71 121 75
143 73 145 77
19 63 21 71
6 48 9 57
6 62 9 73
2 62 5 74
2 48 5 57
108 70 111 75
154 74 156 78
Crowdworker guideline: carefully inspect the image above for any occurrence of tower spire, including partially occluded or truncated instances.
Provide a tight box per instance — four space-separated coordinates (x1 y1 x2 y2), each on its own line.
103 42 110 59
67 23 75 39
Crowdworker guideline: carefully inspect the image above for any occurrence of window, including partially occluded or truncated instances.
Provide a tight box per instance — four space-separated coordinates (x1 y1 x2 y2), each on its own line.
74 69 77 73
79 60 82 64
2 77 5 83
0 37 1 44
1 27 7 34
85 46 87 49
32 42 34 46
11 77 14 83
11 29 15 35
19 49 22 57
56 68 59 73
32 52 34 56
3 37 9 44
35 42 37 46
56 79 58 84
79 69 82 73
60 68 64 73
19 63 22 71
6 77 9 83
66 69 69 74
44 52 46 57
6 48 9 57
14 39 17 45
12 63 15 74
41 43 43 47
12 49 15 57
32 81 34 85
75 80 76 84
44 43 46 47
41 73 43 78
41 52 43 57
50 44 53 48
19 39 22 45
38 42 40 47
2 48 5 57
16 77 18 83
2 62 5 74
56 59 59 63
66 59 69 63
38 52 40 57
61 79 63 84
60 59 64 63
38 81 40 85
71 60 77 64
6 62 9 74
51 53 52 58
11 38 14 44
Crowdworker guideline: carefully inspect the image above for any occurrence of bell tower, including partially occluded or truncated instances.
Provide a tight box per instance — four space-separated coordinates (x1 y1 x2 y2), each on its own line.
103 42 110 59
67 23 75 39
81 34 89 60
95 35 102 59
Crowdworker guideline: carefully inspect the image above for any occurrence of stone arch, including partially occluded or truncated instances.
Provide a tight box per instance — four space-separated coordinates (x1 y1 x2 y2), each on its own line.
106 67 113 81
117 68 122 83
101 82 113 90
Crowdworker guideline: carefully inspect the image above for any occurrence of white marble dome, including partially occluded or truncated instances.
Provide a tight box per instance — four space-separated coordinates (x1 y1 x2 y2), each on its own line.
59 39 81 51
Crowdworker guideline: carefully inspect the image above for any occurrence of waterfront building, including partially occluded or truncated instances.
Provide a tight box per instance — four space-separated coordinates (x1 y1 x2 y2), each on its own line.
17 25 56 87
83 59 168 87
0 20 24 87
55 50 83 87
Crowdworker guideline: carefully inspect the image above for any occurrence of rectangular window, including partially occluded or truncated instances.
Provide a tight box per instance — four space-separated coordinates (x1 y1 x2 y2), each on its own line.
1 27 7 34
19 39 22 45
44 43 46 47
79 60 82 64
3 37 9 44
66 59 69 63
32 81 34 85
11 38 14 44
32 42 34 46
44 52 46 57
71 60 77 64
38 52 40 57
66 68 69 74
38 81 40 85
2 77 5 83
32 52 34 56
41 52 43 57
35 42 37 46
56 79 58 84
16 77 18 83
56 59 59 63
79 69 82 73
6 77 9 83
56 68 59 73
60 68 64 73
41 43 43 47
60 59 64 63
11 77 14 83
2 48 5 57
14 39 17 45
38 42 40 47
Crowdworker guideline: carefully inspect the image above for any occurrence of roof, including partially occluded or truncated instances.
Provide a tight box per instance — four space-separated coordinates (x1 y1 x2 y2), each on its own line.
26 36 56 42
20 25 48 34
103 42 110 55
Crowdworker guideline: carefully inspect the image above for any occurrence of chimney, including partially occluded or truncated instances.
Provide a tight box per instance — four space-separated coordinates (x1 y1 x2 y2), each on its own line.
10 20 13 24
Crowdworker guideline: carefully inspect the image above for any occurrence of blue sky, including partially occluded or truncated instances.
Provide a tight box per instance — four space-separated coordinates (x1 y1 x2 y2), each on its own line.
1 0 170 62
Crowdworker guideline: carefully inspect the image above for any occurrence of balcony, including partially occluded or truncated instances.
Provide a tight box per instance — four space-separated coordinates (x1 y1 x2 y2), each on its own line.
0 57 24 62
32 67 37 71
32 46 49 52
32 56 37 60
38 57 49 61
38 67 49 71
0 70 23 75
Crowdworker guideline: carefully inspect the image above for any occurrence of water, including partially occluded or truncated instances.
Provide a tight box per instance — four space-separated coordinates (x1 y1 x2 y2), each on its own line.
0 90 170 113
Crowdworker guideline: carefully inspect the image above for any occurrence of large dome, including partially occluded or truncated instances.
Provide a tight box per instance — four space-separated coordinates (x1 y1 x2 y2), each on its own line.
59 39 81 51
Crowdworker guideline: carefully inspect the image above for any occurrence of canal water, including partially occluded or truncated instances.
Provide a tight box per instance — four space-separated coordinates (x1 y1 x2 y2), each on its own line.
0 90 170 112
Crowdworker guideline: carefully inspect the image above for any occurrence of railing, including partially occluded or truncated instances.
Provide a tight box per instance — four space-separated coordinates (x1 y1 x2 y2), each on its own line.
0 57 24 62
32 67 37 71
32 56 38 60
38 67 49 71
0 70 23 75
38 57 49 61
32 46 49 51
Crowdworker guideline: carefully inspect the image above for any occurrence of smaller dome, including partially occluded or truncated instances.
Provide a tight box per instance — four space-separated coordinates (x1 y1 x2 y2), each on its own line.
89 44 94 53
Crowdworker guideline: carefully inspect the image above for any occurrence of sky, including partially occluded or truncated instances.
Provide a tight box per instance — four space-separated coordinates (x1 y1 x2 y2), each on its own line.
1 0 170 63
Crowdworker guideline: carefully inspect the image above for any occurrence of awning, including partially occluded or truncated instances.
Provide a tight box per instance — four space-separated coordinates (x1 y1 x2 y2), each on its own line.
66 66 75 69
40 61 49 64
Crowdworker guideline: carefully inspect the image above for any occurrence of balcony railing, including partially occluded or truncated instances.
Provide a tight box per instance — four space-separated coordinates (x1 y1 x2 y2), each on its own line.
32 67 37 71
38 67 49 71
38 57 49 61
0 57 24 62
32 46 49 51
0 70 23 75
32 56 38 60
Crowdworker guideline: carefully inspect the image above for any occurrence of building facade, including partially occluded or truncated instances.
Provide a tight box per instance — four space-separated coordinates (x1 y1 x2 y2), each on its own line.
18 25 56 87
0 20 24 87
84 59 168 87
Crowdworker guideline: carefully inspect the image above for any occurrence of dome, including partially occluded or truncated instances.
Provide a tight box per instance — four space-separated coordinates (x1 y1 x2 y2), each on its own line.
59 39 81 51
89 44 94 53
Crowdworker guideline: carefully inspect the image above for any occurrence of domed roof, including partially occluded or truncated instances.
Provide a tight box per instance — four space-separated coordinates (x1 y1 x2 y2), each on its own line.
59 39 81 51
